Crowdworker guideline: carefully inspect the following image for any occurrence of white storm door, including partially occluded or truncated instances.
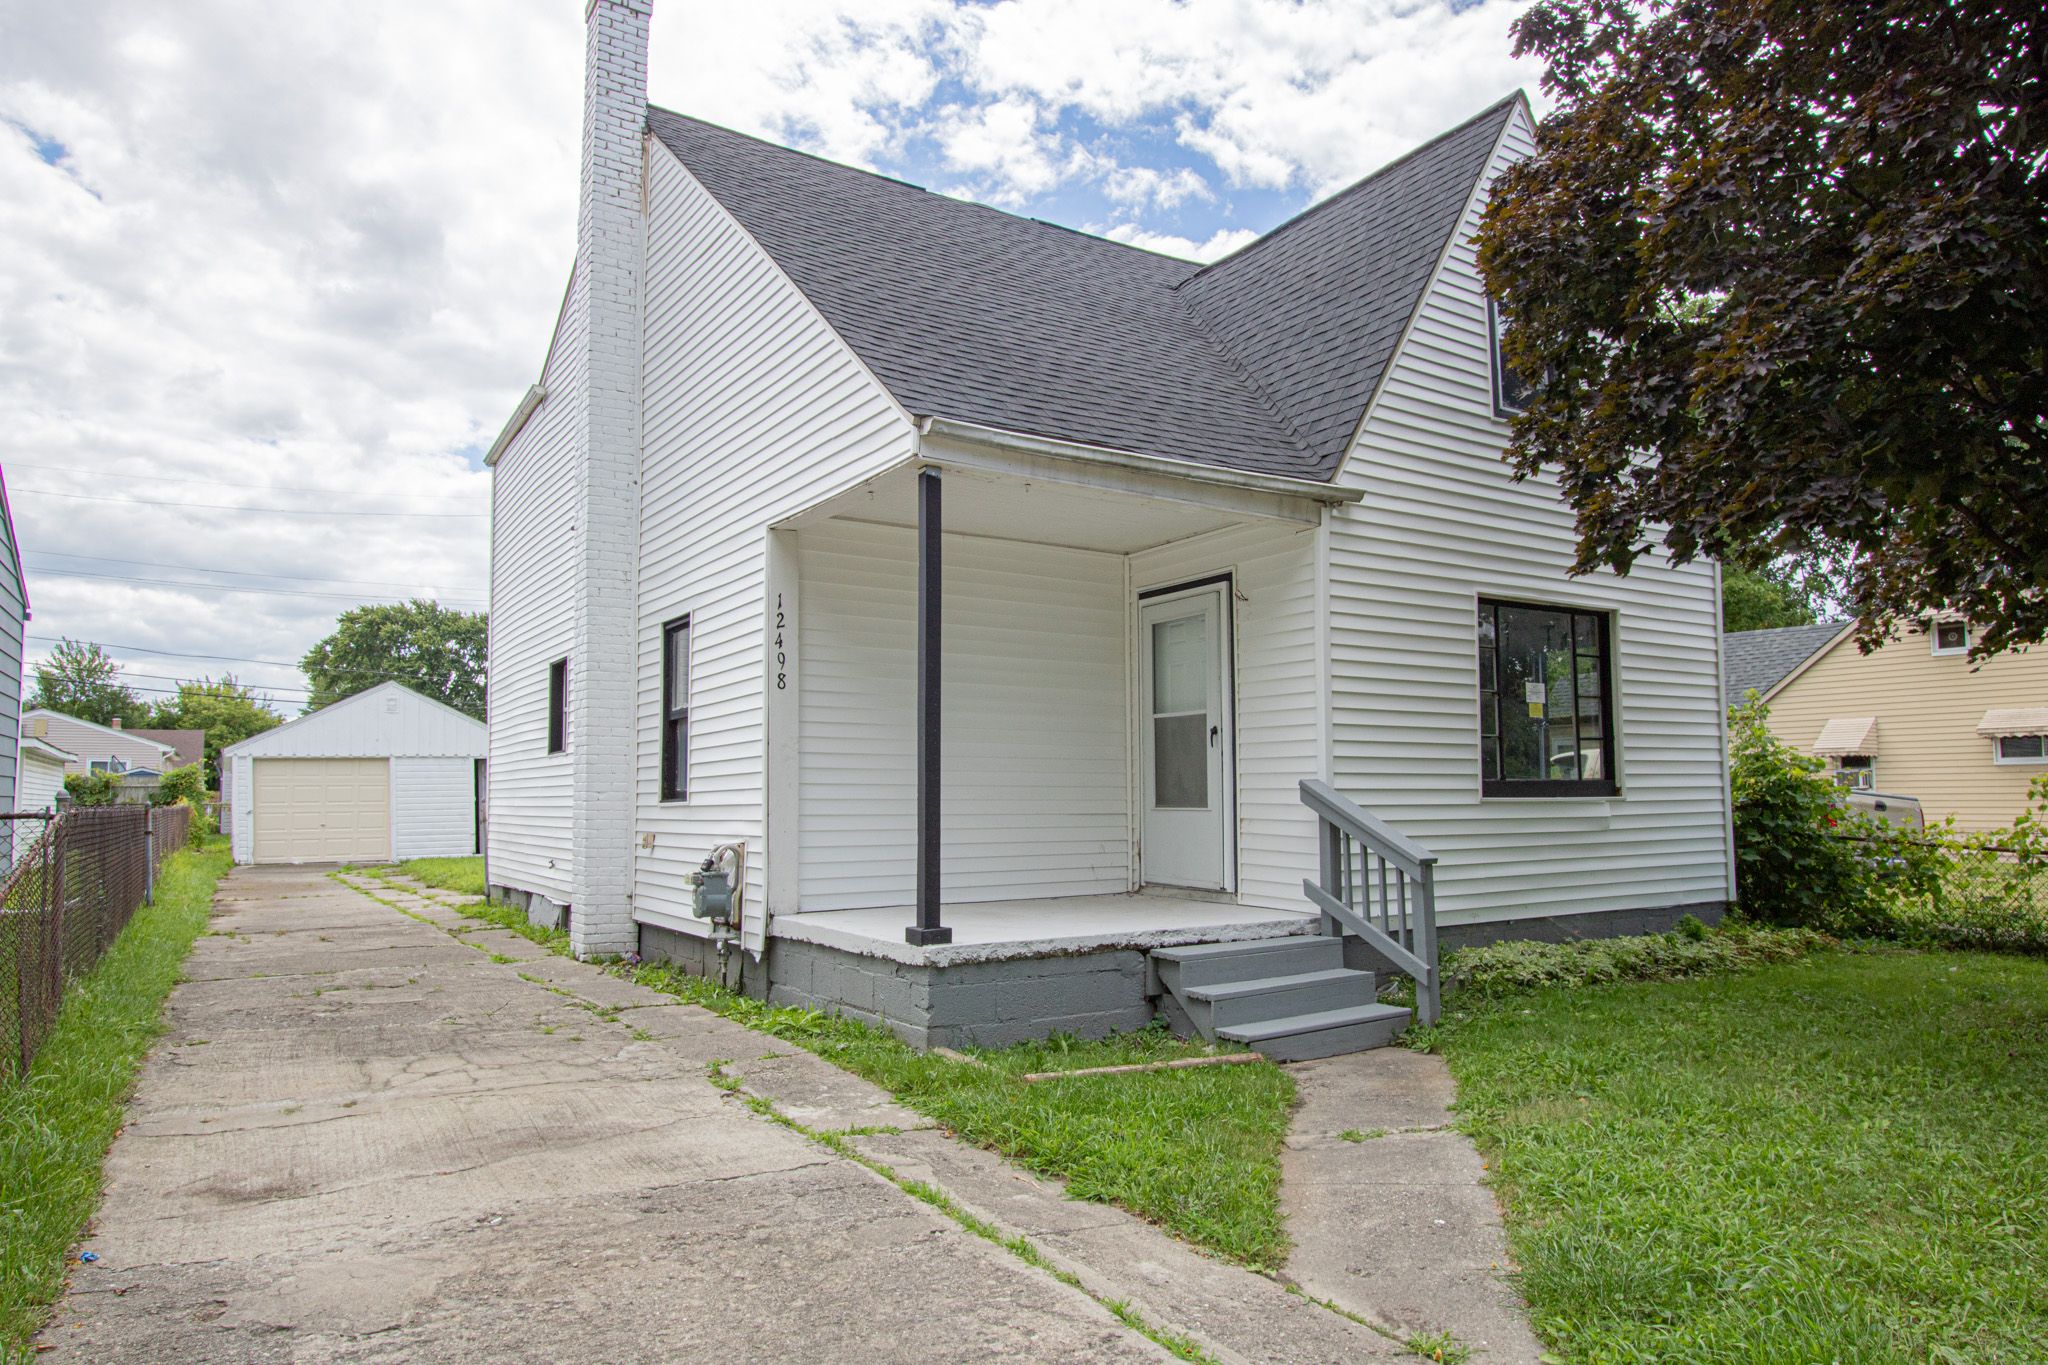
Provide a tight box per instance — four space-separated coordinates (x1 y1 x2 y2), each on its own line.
1139 585 1232 891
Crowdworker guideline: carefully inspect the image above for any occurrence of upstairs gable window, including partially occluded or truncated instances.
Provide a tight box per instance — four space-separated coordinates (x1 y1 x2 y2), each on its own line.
1487 298 1535 416
1930 619 1970 656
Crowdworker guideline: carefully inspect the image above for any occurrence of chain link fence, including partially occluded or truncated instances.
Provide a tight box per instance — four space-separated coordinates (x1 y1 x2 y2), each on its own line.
1 804 193 1082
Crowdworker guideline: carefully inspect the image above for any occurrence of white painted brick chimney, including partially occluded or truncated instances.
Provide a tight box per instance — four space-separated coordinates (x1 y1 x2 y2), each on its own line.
568 0 648 957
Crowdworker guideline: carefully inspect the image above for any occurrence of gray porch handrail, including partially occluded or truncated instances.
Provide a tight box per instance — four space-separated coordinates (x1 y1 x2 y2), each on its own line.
1299 779 1440 1026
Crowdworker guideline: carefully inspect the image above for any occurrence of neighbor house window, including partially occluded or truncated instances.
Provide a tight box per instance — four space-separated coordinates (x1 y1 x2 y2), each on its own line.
1930 619 1970 656
1478 599 1617 797
1995 735 2046 764
1487 298 1534 416
547 658 567 754
661 617 690 802
1832 755 1876 790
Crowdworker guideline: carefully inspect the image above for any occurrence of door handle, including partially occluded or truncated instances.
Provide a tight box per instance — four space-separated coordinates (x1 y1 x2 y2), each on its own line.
1210 724 1220 745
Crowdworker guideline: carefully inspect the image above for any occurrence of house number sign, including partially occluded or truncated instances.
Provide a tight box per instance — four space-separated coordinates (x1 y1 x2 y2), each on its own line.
775 593 789 690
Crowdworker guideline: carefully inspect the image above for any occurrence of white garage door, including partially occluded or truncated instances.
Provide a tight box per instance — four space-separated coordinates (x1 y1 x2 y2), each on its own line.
252 758 391 863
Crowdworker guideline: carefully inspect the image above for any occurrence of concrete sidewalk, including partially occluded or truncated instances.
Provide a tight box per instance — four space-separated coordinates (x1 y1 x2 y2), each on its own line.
39 865 1418 1364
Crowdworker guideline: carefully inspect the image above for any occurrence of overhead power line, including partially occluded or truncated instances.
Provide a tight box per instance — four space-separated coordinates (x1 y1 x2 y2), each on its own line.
29 565 485 606
13 486 486 519
29 551 486 596
25 635 479 688
4 460 485 504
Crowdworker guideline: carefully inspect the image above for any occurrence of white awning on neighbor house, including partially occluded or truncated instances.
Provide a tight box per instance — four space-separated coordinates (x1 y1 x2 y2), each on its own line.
1977 707 2048 738
1812 716 1880 757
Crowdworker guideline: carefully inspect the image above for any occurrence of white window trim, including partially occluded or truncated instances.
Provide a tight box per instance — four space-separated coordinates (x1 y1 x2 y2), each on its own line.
1993 735 2048 765
1929 619 1970 657
1832 755 1876 789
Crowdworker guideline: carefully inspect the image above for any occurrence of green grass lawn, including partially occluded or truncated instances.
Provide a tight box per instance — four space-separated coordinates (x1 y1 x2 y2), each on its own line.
1435 949 2048 1363
397 855 485 898
0 839 232 1361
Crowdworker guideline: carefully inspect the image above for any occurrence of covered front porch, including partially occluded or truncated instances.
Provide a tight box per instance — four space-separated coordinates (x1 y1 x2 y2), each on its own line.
750 426 1356 1045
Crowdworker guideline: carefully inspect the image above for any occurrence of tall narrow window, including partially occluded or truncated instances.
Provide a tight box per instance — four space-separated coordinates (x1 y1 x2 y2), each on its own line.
547 658 567 754
1487 298 1534 416
661 617 690 802
1478 599 1617 797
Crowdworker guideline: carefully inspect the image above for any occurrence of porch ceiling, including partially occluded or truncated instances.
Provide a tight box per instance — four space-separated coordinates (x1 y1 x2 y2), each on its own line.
784 462 1261 554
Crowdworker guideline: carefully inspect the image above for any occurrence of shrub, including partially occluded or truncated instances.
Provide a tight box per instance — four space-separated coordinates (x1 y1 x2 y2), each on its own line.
149 765 204 808
1728 699 1872 925
1440 920 1833 1003
61 770 122 808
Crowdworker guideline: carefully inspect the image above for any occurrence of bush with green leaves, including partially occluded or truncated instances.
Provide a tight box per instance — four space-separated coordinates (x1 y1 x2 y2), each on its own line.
1728 699 1874 925
1441 920 1833 1004
149 765 204 808
61 770 122 808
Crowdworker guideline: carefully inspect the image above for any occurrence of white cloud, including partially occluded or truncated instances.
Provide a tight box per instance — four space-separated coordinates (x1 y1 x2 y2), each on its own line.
1100 223 1261 263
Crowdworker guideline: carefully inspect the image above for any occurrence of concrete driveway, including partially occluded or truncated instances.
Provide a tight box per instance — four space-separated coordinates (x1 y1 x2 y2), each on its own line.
36 866 1175 1363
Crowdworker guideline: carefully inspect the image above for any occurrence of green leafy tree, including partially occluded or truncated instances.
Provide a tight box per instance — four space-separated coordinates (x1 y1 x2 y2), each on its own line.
30 638 148 728
148 675 284 789
1722 564 1819 634
1479 0 2048 656
300 600 486 720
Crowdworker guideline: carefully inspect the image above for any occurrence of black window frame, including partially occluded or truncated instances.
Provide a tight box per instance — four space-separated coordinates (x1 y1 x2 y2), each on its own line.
546 657 567 754
1487 297 1534 417
1478 598 1619 798
660 616 690 803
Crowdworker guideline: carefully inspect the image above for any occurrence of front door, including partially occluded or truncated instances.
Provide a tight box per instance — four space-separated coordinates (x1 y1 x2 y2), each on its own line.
1139 582 1233 891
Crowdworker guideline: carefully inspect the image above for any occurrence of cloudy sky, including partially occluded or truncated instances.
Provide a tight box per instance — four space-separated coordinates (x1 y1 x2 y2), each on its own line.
0 0 1540 718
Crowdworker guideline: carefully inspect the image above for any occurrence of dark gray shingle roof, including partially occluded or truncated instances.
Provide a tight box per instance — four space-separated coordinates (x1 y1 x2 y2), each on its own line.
646 97 1519 483
1724 623 1847 700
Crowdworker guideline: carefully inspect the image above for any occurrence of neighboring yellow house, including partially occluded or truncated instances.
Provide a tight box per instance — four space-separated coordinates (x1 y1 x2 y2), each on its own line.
1725 619 2048 831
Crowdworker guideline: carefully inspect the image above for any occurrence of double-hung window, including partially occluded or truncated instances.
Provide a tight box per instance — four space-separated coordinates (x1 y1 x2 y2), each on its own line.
661 617 690 802
1478 599 1617 797
546 658 568 754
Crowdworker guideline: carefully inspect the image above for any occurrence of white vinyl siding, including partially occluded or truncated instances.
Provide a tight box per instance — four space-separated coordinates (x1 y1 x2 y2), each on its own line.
1325 104 1733 927
796 520 1129 912
23 712 175 778
1130 523 1322 912
394 758 479 859
16 751 66 814
632 141 918 950
485 279 585 903
223 684 487 865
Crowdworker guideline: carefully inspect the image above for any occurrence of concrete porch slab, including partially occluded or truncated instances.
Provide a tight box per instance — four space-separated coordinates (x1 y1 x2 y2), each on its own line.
774 892 1316 968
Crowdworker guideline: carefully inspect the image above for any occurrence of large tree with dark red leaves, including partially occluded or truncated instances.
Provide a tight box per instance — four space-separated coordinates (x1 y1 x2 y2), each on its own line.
1478 0 2048 656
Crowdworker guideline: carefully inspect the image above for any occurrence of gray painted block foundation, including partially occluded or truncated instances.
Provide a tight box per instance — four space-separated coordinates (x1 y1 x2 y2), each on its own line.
629 898 1730 1050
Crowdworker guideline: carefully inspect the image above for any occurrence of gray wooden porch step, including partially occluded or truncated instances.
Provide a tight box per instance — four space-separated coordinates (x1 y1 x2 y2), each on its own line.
1150 934 1408 1058
1217 1002 1413 1062
1184 968 1376 1029
1150 935 1341 988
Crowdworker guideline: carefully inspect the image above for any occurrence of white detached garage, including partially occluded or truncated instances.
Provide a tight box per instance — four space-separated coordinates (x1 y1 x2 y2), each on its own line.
223 682 487 865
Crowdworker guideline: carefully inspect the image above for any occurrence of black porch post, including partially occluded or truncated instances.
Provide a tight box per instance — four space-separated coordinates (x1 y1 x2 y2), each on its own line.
907 467 951 946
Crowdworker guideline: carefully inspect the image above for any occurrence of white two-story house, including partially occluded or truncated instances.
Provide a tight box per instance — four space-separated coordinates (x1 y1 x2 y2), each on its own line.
484 0 1733 1057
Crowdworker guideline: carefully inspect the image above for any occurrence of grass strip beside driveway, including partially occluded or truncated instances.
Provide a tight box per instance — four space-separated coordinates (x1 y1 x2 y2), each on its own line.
397 856 487 898
0 839 232 1362
1433 949 2048 1362
354 860 1295 1269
